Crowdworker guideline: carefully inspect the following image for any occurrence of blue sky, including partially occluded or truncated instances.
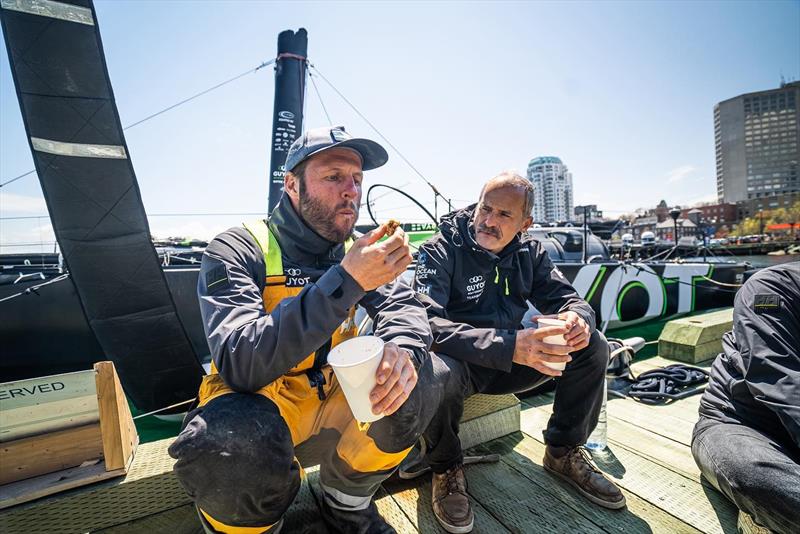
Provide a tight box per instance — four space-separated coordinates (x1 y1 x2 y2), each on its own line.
1 0 798 249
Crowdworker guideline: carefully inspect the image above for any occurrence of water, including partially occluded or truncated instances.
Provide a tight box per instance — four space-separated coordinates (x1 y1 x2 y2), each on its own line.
585 380 608 452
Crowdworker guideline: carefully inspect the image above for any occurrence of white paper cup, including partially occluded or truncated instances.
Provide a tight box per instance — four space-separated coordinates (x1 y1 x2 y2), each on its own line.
328 336 385 423
536 317 568 371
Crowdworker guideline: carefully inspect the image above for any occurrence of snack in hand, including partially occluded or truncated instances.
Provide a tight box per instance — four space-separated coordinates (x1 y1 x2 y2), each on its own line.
386 219 401 236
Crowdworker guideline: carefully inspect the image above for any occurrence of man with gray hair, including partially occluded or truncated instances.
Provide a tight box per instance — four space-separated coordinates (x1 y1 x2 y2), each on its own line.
413 172 624 533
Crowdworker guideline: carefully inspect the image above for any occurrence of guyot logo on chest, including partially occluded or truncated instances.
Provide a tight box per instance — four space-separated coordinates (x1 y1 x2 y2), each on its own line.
466 275 485 300
285 267 311 287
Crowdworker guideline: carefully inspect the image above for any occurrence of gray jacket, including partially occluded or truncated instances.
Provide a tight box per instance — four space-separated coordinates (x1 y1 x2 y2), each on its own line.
699 261 800 447
197 196 432 392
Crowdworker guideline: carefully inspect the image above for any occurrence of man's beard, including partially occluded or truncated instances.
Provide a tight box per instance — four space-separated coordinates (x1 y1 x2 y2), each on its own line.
298 181 358 243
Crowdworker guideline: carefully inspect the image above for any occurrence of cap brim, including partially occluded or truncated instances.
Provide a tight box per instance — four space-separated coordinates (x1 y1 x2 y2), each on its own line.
304 138 389 171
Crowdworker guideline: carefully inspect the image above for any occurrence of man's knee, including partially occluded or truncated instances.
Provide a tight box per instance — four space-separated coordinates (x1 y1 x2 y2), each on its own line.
368 353 457 452
577 330 610 370
169 393 300 526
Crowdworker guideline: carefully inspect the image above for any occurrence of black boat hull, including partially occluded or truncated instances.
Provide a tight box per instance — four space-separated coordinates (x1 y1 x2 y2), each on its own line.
1 261 745 386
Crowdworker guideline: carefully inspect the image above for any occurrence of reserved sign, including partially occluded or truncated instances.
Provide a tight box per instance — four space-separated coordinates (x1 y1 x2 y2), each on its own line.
0 369 99 442
0 381 67 400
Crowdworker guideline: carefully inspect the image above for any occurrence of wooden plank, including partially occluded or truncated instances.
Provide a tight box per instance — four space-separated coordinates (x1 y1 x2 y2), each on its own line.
0 369 98 442
94 362 138 471
523 389 701 446
522 404 701 482
579 397 696 447
520 405 738 533
460 446 607 533
383 473 511 533
480 434 704 534
0 459 125 510
0 423 104 486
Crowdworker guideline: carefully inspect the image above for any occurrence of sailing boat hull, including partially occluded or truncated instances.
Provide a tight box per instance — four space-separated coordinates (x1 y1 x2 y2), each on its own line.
0 260 745 384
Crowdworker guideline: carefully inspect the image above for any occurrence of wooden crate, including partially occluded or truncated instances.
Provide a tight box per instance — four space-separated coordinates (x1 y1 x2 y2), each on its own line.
0 362 138 509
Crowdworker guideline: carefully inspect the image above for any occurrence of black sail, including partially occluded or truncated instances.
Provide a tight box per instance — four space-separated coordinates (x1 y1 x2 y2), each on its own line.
0 0 203 411
267 28 307 213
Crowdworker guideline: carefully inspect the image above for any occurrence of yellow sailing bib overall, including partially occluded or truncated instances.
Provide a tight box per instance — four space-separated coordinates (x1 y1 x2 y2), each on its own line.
194 220 411 532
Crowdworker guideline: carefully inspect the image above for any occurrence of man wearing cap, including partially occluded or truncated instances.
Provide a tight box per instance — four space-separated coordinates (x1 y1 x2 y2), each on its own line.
413 172 625 533
169 126 447 533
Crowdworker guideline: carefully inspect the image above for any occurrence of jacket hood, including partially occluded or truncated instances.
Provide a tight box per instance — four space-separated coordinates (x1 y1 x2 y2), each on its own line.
438 204 533 258
268 194 347 265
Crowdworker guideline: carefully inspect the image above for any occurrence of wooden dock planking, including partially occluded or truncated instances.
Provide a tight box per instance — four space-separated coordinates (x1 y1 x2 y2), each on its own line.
462 454 607 533
520 399 739 534
523 396 702 481
3 354 743 534
479 435 704 534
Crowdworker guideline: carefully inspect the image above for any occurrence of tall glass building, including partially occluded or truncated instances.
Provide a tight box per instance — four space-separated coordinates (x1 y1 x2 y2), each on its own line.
527 156 574 222
714 81 799 206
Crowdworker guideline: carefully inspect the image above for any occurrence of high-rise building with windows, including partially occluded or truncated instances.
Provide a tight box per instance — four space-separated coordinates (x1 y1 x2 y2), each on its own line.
714 81 799 206
527 156 574 222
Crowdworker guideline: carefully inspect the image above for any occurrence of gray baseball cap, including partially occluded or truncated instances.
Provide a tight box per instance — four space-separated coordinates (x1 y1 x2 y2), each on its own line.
284 125 389 173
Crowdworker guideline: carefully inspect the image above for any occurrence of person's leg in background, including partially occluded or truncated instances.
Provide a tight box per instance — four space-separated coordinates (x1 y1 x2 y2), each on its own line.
692 417 800 534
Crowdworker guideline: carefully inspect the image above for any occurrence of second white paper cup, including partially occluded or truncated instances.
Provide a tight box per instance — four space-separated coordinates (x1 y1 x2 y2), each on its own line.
536 317 568 371
328 335 385 423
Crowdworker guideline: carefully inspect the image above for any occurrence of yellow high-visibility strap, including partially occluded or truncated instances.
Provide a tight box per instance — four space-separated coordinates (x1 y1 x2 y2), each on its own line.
243 219 283 276
200 509 277 534
244 219 355 277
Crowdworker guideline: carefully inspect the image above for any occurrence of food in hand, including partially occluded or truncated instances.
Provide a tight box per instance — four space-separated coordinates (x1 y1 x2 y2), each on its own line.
386 219 401 236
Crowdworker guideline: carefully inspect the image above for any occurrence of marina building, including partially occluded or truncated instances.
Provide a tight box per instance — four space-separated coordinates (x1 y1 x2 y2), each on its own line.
527 156 574 222
714 81 800 205
574 204 603 223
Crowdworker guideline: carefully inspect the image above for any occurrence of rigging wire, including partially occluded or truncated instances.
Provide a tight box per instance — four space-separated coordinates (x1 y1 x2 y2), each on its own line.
307 63 450 217
0 59 275 189
132 398 197 420
359 181 411 207
365 184 438 228
0 273 70 304
308 70 333 125
0 211 268 221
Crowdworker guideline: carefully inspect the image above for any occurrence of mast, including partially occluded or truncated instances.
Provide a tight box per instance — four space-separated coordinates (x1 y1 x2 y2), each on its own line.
268 29 308 214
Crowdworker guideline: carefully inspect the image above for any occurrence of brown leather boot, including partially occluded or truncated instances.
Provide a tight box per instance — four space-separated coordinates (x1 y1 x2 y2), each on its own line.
431 464 474 533
543 445 626 509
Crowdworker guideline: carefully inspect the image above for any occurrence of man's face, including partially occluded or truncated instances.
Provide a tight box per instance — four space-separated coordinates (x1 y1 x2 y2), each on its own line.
286 148 363 243
472 185 533 254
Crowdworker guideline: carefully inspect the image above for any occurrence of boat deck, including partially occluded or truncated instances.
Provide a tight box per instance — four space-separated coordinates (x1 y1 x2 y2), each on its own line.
92 356 738 534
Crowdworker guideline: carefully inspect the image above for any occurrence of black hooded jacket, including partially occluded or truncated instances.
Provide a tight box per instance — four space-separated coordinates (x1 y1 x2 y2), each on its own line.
413 205 595 372
699 262 800 447
197 196 432 392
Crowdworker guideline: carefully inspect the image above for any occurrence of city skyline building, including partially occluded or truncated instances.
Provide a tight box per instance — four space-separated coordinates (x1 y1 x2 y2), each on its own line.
527 156 574 222
714 81 799 206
